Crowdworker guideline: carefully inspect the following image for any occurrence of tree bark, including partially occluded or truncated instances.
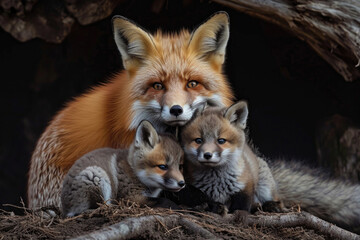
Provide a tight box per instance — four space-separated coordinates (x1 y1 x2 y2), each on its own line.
1 0 359 81
70 215 219 240
213 0 360 81
240 212 360 240
70 212 360 240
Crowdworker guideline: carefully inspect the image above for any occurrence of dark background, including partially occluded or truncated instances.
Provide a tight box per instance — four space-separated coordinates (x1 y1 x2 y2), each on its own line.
1 0 359 209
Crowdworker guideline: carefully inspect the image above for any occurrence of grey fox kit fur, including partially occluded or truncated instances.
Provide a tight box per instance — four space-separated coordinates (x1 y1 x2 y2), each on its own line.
181 101 280 212
181 101 360 233
61 121 185 217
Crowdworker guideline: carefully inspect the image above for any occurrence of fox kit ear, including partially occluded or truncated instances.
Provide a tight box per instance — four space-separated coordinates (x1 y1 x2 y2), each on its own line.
112 16 156 71
188 12 230 71
135 121 159 149
224 101 248 130
192 99 225 120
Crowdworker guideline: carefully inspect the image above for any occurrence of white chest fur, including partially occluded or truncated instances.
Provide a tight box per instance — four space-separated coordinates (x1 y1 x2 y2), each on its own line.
191 160 245 204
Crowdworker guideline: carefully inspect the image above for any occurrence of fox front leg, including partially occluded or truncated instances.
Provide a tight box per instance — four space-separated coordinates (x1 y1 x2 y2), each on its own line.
229 191 253 213
163 184 211 207
163 185 228 215
61 166 112 217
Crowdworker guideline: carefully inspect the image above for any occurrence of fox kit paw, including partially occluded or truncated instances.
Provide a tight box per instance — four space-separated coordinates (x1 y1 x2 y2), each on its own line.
93 176 101 186
261 201 284 213
250 202 262 213
231 210 250 223
207 202 228 216
61 166 113 217
148 197 182 210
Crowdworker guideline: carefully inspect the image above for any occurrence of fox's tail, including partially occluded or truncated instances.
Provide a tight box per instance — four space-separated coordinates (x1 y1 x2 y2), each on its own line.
270 160 360 233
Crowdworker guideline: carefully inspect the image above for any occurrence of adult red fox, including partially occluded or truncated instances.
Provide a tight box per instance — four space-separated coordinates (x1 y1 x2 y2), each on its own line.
27 12 234 209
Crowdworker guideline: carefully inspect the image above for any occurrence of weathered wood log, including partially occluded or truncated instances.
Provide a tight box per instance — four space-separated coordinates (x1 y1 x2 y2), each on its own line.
213 0 360 81
0 0 74 43
0 0 122 43
1 0 359 81
65 0 124 25
69 212 360 240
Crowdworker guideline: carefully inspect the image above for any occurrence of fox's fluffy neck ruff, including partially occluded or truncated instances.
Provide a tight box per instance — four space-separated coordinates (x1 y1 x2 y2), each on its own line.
190 150 246 204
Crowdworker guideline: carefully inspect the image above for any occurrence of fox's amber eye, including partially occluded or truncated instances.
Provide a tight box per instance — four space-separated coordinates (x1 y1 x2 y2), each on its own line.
217 138 226 144
153 82 164 90
157 164 168 170
187 80 198 88
194 138 203 144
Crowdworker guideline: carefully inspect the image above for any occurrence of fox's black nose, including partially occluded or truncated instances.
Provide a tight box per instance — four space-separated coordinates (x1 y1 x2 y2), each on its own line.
170 105 183 117
204 152 212 160
178 180 185 188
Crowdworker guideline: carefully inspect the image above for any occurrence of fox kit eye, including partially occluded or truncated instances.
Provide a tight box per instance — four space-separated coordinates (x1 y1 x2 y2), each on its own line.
194 138 203 144
153 82 164 90
157 164 168 170
187 80 198 88
179 164 184 170
217 138 226 144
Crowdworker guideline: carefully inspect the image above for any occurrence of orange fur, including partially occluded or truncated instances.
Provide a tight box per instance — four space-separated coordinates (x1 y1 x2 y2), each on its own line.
27 12 234 209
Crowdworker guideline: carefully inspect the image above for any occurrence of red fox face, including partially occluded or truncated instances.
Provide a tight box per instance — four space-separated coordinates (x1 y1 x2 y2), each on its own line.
181 101 248 167
130 121 185 192
112 12 233 130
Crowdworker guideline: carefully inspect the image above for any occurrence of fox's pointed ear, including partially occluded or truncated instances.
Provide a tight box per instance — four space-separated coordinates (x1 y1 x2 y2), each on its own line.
197 101 207 115
190 101 207 121
135 121 159 149
188 12 229 71
112 16 156 72
224 101 248 130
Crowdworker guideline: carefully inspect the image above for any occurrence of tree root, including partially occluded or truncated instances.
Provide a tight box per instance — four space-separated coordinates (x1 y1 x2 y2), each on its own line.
231 211 360 240
70 214 219 240
70 211 359 240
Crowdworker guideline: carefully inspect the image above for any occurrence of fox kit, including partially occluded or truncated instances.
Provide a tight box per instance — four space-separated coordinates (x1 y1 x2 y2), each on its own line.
61 121 185 217
28 12 234 210
181 101 280 212
182 102 360 233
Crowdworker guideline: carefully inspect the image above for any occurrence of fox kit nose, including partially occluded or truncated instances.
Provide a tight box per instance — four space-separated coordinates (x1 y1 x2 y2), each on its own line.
204 152 212 160
170 105 183 117
178 180 185 188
